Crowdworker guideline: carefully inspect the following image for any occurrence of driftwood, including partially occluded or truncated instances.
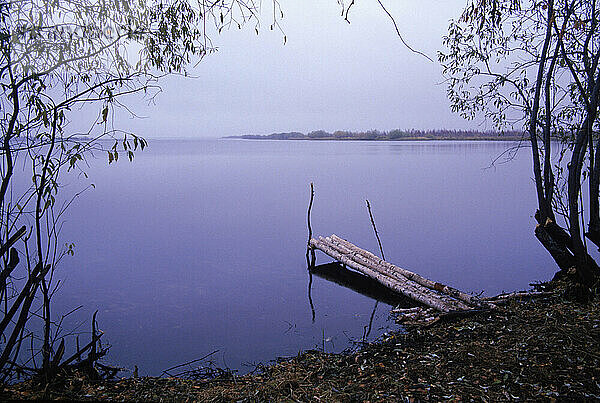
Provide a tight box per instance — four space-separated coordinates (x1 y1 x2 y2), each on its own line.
484 291 555 303
391 291 554 326
392 306 439 324
311 238 456 312
391 307 423 314
321 236 472 311
329 235 494 310
310 237 478 313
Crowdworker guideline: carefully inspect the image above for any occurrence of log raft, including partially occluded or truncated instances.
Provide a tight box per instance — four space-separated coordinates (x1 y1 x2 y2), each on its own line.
309 234 495 315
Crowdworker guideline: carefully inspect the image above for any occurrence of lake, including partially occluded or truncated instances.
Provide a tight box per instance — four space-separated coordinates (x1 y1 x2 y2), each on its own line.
53 139 555 376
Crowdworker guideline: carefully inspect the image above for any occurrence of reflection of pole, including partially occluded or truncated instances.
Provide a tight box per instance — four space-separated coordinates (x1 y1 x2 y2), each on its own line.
306 183 316 322
363 301 379 342
308 270 316 323
306 183 316 267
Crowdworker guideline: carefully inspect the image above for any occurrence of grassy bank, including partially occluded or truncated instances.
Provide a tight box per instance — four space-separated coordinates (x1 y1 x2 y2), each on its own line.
3 288 599 401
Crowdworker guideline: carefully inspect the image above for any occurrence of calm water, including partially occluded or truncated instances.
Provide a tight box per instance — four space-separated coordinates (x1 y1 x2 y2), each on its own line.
53 139 555 376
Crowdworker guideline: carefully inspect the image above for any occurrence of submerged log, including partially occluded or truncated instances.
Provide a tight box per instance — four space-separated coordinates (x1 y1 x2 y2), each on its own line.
328 234 493 310
310 238 467 313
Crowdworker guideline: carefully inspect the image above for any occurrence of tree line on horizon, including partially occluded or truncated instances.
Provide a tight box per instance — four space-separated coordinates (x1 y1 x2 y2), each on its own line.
232 128 527 140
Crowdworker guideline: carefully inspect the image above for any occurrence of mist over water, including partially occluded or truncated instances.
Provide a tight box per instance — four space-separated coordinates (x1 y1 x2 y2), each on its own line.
52 139 554 375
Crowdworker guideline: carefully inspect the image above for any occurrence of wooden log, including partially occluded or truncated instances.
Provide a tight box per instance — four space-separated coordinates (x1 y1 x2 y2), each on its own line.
392 307 439 324
323 236 473 310
329 234 493 310
310 238 461 312
484 291 554 303
319 236 471 311
390 306 421 315
310 238 452 311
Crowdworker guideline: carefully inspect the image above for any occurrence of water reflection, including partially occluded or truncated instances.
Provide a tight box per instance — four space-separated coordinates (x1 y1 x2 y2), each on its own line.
308 262 415 308
53 138 555 375
362 301 379 342
385 140 527 156
307 270 315 323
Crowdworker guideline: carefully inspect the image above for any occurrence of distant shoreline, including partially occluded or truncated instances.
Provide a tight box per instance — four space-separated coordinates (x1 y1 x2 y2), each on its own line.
225 136 526 141
224 129 527 142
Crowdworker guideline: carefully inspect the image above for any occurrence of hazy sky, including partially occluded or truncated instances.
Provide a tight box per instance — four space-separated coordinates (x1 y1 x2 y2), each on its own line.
127 0 476 138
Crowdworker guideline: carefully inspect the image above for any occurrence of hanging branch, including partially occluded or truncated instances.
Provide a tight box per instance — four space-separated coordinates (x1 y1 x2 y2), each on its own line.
375 0 434 63
160 350 219 377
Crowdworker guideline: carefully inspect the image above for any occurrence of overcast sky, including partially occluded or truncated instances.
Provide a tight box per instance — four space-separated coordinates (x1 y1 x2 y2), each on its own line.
126 0 476 138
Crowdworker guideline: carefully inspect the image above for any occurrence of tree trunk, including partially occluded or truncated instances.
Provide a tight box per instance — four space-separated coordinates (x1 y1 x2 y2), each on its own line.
587 135 600 247
535 223 577 271
567 119 598 287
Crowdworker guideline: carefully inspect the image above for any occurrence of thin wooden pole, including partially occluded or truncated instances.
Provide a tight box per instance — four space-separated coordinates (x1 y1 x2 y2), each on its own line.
366 200 385 260
365 199 382 340
306 182 315 266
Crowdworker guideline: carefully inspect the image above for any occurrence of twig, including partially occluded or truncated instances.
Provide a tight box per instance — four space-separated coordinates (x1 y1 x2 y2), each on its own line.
90 310 98 360
58 331 104 368
0 225 26 258
375 0 434 62
343 0 355 23
161 350 220 377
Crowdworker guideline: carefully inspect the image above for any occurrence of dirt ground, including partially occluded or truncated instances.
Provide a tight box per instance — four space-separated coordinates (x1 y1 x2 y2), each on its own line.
3 288 600 401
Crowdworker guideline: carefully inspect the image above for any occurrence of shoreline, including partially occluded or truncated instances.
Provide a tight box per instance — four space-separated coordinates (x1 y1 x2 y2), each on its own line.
224 136 527 142
4 284 599 401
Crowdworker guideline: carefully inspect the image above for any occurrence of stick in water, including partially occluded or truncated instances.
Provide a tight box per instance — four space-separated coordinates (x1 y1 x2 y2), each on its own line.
306 182 316 266
364 199 384 340
366 199 385 260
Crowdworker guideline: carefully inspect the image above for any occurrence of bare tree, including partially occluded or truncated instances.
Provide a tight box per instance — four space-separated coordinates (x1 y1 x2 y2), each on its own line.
0 0 276 383
439 0 600 294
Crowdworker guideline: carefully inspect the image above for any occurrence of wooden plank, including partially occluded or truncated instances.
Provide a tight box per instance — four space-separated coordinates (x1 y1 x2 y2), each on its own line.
310 238 463 312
